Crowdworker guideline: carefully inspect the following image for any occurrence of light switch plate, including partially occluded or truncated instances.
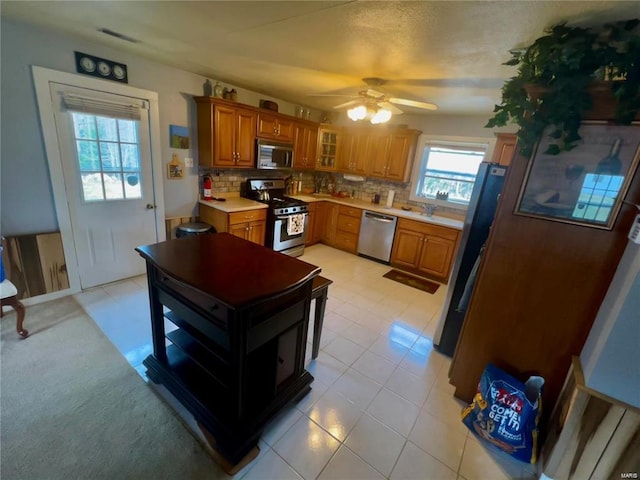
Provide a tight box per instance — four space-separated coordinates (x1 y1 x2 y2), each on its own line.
184 157 193 167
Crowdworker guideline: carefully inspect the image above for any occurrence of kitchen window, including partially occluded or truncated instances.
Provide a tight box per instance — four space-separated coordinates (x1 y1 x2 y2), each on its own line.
410 136 491 209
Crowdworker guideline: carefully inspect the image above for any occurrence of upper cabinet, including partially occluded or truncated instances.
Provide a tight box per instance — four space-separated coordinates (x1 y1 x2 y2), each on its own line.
338 130 370 176
338 127 420 182
195 97 257 168
316 126 341 172
257 112 295 143
491 133 517 166
293 121 318 170
366 131 392 178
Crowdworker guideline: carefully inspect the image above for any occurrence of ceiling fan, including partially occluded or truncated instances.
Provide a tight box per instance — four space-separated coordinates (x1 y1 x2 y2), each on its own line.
314 77 437 123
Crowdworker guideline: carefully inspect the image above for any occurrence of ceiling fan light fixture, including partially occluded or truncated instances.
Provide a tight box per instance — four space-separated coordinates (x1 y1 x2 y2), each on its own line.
347 105 367 121
371 108 392 124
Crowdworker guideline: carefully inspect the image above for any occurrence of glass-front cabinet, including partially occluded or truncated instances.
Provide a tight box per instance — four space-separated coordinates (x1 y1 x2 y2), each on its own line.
316 126 341 172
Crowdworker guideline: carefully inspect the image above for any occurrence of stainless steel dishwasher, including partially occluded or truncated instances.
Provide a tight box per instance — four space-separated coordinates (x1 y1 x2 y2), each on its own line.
357 210 398 263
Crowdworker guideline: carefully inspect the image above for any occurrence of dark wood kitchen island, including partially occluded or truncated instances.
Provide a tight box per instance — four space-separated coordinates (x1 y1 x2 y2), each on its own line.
136 233 320 468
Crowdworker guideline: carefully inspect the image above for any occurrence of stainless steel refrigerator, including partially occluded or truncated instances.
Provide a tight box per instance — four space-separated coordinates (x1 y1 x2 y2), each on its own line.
434 162 508 357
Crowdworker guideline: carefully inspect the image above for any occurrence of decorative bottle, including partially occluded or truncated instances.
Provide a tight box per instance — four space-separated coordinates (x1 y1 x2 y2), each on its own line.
203 79 213 97
213 82 223 98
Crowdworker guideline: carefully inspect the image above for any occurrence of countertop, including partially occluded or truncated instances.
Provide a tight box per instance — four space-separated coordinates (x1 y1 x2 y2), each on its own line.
199 197 268 213
198 194 464 231
289 194 465 230
136 233 320 307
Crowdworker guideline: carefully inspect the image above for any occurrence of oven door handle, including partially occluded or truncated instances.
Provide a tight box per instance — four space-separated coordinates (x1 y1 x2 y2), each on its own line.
275 213 307 221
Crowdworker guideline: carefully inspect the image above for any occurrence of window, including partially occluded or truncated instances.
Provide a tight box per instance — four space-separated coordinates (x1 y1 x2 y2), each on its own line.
572 173 624 223
410 138 489 208
72 113 142 202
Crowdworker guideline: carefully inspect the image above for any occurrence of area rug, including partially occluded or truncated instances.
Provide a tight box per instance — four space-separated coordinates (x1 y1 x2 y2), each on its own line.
0 296 223 479
383 269 440 294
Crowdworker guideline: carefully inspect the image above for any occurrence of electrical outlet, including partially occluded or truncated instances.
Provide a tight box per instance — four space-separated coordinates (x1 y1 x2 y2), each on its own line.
184 157 193 167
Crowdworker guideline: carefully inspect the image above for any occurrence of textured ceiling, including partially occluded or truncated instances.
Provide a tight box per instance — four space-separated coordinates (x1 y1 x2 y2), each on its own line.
3 1 639 116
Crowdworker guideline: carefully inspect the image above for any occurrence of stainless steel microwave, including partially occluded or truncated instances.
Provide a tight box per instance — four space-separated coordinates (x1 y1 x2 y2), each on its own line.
256 139 294 169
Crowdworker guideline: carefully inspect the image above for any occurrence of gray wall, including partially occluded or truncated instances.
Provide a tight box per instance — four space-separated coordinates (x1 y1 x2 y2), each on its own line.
0 18 304 235
580 242 640 408
0 17 511 237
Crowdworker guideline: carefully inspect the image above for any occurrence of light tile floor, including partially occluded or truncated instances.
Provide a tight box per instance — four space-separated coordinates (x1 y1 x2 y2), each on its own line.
74 244 538 480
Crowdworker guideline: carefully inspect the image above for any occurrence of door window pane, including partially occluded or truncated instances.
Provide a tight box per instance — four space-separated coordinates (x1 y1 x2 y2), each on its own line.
76 140 100 170
118 120 137 143
104 173 125 200
100 142 122 171
72 114 97 139
71 113 142 201
120 143 140 170
96 117 118 141
81 173 105 201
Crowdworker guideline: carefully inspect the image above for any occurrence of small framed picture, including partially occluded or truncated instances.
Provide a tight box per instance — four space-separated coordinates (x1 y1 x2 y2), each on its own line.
167 154 184 180
169 125 189 149
515 122 640 229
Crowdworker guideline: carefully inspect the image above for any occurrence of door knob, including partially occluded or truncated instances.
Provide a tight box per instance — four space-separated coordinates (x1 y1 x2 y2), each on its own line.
146 204 156 209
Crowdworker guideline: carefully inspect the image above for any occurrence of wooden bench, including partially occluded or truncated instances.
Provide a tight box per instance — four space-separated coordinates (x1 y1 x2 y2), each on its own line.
311 275 332 359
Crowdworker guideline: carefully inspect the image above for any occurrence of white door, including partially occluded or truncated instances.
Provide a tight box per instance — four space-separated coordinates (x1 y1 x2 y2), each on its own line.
50 84 158 289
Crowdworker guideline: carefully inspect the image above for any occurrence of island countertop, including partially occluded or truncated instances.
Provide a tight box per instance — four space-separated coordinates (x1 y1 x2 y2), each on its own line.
136 233 320 307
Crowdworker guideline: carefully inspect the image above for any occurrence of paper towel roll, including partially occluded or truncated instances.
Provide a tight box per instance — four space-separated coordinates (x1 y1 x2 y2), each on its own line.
386 190 395 208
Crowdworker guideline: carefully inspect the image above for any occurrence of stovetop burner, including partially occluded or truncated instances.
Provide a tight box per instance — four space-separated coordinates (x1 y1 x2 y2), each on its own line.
242 178 308 215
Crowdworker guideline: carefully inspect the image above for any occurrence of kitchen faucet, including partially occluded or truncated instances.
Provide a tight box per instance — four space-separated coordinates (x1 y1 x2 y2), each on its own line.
422 203 436 217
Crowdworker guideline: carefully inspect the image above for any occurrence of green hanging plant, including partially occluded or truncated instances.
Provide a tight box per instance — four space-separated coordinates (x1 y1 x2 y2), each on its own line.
486 19 640 158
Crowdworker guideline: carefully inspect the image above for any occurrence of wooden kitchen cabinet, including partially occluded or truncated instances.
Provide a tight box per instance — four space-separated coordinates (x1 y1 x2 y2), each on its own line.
305 202 327 246
367 129 419 182
199 205 266 246
390 217 459 282
322 203 340 245
257 112 295 143
492 133 517 166
195 97 257 168
316 126 341 171
367 132 392 178
338 131 369 175
294 121 318 170
333 205 362 253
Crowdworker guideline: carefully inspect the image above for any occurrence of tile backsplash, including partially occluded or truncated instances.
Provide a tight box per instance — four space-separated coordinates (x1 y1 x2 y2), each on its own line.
200 168 465 218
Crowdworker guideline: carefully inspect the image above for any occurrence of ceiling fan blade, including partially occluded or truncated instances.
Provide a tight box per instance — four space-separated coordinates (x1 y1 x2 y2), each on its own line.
307 93 359 98
377 101 403 115
333 100 361 109
389 97 438 110
365 88 385 98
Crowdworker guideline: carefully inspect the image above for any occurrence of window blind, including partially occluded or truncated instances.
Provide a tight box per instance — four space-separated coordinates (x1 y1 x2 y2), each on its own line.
61 93 147 120
425 142 488 153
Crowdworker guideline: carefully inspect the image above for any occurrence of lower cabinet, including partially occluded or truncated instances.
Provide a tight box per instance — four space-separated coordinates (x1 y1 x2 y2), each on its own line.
305 202 327 246
322 203 340 246
390 218 459 282
334 205 362 253
199 205 267 246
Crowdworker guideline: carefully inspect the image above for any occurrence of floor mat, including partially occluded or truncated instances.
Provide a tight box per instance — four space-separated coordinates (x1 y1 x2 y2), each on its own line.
383 269 440 294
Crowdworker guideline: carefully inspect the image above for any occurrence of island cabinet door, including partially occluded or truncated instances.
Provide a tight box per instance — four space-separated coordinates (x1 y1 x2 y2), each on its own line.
390 228 423 269
418 235 455 279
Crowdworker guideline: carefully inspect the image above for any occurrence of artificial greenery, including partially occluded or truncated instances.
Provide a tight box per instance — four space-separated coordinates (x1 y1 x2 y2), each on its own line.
486 19 640 158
